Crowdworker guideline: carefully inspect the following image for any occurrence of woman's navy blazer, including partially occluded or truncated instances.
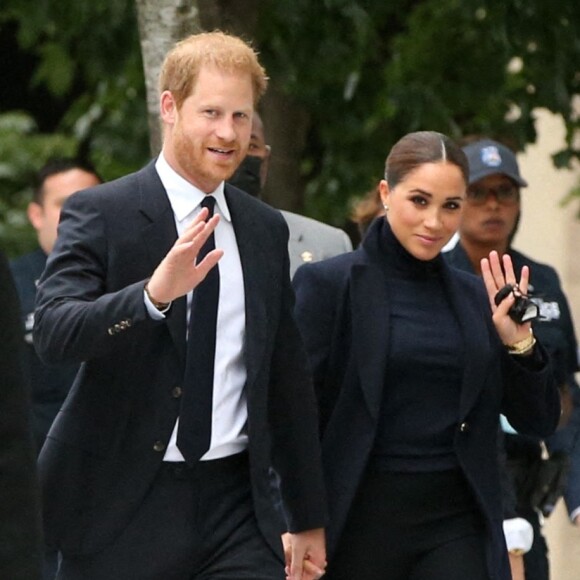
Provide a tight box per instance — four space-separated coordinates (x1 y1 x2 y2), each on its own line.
292 218 559 580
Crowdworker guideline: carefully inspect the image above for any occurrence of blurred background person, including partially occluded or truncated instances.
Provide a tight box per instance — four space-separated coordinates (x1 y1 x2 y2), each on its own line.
10 158 102 580
349 184 384 243
0 249 43 580
10 158 102 453
228 110 352 277
445 138 580 580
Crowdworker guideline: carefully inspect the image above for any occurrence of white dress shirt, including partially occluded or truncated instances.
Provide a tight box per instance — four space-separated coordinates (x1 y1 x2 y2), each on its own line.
148 153 248 461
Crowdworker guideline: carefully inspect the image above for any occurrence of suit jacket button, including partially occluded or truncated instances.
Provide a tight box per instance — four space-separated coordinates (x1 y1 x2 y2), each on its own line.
459 422 469 432
171 386 183 399
153 441 166 452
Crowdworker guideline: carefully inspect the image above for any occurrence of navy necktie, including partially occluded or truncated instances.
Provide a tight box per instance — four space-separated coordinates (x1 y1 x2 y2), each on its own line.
177 196 219 464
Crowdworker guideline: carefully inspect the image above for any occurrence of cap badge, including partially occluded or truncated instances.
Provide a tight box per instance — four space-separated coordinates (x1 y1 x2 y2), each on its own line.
481 146 502 167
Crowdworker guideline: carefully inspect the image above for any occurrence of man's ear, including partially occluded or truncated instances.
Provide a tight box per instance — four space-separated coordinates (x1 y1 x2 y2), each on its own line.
160 91 177 124
27 202 44 232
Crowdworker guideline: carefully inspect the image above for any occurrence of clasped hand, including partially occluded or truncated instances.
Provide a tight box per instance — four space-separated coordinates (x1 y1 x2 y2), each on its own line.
282 528 327 580
147 207 223 304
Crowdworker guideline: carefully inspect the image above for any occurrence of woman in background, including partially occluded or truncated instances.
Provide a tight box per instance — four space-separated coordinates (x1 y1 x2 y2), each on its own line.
292 131 560 580
350 184 383 240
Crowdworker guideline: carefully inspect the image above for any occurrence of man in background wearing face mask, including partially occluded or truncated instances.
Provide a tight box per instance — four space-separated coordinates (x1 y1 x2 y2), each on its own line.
229 111 352 277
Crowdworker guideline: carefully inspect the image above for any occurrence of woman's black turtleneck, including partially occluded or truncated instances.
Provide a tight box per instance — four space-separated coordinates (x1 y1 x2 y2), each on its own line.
365 218 465 472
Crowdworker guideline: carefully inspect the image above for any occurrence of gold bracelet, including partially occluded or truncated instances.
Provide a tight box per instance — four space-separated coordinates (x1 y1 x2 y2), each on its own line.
505 331 536 356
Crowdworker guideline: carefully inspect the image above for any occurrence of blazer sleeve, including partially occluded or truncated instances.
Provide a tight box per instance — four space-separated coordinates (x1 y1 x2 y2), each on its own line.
461 274 560 439
499 339 560 438
33 191 155 365
267 239 328 532
293 261 349 438
292 265 335 385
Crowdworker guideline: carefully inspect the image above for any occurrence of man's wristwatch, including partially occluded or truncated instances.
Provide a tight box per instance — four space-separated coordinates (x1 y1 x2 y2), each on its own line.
144 282 171 311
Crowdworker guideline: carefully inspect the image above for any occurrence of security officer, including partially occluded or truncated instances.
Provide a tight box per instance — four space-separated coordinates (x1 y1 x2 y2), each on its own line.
10 159 101 580
445 138 579 580
10 158 101 453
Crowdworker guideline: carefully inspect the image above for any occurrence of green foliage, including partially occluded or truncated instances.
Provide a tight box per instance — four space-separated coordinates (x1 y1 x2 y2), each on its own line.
0 112 77 256
256 0 579 222
0 0 150 252
0 0 578 233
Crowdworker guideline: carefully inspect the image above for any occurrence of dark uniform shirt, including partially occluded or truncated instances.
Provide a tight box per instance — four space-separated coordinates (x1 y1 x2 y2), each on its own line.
10 248 78 453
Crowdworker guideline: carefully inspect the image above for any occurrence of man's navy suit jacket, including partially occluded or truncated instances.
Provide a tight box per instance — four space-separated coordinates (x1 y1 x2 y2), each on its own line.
34 161 327 557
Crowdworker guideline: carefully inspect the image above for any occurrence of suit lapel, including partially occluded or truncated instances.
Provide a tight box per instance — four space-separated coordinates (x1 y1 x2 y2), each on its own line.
351 262 391 421
350 256 492 423
137 162 187 362
441 263 492 416
225 187 268 388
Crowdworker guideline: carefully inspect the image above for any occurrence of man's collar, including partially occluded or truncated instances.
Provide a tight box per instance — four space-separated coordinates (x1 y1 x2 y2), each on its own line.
155 153 231 222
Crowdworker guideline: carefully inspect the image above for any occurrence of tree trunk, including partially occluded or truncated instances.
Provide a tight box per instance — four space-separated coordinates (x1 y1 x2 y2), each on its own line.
197 0 259 38
135 0 202 155
260 88 310 213
197 0 310 212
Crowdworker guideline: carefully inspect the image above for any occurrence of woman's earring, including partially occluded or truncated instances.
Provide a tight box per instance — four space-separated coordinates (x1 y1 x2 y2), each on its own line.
383 204 389 212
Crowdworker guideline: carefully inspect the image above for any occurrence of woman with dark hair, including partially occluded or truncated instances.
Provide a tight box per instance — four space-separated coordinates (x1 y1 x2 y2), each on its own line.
292 131 560 580
350 184 383 240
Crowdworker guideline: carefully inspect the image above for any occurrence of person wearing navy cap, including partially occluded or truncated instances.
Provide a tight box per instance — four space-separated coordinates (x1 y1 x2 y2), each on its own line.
463 139 528 188
446 138 580 580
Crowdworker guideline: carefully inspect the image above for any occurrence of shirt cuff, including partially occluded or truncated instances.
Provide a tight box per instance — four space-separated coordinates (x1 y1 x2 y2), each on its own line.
569 506 580 523
503 518 534 553
144 289 169 319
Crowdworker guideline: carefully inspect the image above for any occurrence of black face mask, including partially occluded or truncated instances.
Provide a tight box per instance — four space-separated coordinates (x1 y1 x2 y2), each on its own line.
228 155 263 197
